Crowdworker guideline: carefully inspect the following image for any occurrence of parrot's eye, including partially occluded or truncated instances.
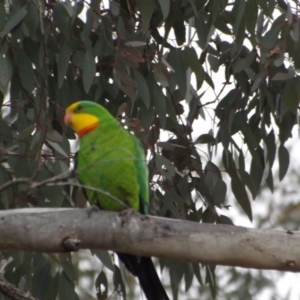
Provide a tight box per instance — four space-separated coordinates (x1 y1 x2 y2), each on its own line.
76 105 83 112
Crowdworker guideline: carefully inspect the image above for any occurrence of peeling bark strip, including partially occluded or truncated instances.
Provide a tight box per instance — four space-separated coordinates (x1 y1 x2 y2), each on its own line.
0 208 299 272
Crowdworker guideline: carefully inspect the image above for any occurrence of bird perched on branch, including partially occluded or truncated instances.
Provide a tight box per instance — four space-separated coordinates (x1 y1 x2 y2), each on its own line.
64 100 169 300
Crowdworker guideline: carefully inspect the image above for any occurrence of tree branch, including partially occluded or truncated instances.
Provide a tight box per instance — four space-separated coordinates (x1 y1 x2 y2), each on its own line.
0 257 38 300
0 208 299 272
0 275 38 300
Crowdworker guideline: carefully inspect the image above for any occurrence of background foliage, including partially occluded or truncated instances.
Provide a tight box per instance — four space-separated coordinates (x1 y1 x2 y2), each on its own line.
0 0 300 299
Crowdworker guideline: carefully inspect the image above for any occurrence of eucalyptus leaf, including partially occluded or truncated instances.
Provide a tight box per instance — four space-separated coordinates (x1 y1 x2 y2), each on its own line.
278 144 289 181
83 51 96 93
0 7 27 37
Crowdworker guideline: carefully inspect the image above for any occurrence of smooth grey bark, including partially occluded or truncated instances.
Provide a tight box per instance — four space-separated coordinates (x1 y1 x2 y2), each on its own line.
0 208 299 271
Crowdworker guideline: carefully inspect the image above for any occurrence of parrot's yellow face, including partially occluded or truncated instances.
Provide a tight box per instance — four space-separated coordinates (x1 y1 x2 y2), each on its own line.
64 102 99 138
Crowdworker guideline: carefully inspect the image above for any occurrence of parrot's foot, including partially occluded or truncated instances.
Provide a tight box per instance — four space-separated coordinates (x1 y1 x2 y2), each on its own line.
86 205 100 218
119 208 136 218
118 208 139 226
119 208 136 215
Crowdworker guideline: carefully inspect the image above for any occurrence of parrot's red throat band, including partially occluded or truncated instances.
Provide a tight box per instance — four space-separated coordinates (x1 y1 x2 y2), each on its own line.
78 124 98 138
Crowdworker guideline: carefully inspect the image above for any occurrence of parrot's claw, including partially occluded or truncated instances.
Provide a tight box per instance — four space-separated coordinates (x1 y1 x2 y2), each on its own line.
118 208 139 226
86 205 99 218
119 208 135 217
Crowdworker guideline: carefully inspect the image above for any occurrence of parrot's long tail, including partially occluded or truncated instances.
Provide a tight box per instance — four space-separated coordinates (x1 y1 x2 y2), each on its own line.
117 253 169 300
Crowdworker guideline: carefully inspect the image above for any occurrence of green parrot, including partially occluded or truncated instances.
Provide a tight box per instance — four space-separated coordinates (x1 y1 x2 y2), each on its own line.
64 101 169 300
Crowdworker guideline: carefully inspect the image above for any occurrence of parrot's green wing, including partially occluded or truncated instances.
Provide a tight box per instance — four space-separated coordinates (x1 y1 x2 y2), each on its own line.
77 123 147 212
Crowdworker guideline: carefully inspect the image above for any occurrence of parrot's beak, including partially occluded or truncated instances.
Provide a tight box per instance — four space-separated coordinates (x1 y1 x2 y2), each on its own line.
64 111 72 126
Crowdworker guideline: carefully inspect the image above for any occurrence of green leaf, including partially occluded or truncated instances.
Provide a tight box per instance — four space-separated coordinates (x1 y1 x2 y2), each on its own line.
137 0 156 33
251 71 267 93
148 73 166 127
23 3 39 37
214 14 231 34
167 49 187 97
170 262 184 300
83 51 95 93
205 161 222 179
0 118 15 148
155 154 176 180
245 0 258 39
92 250 114 271
40 185 64 207
0 2 6 30
37 166 64 207
234 112 262 167
58 271 79 300
158 0 170 20
63 0 73 17
234 114 255 146
153 63 169 87
163 189 182 217
212 179 227 205
113 265 126 298
195 16 209 50
278 144 289 181
232 0 246 51
184 263 193 292
290 20 300 42
264 129 276 169
134 70 150 108
238 169 256 199
206 265 216 298
266 168 274 192
192 263 203 286
204 71 215 89
53 2 71 37
234 13 246 52
59 253 77 283
250 146 264 193
261 15 284 49
17 52 35 93
272 70 295 81
279 111 296 143
283 78 299 113
0 165 13 208
110 0 120 16
72 50 84 69
0 54 12 93
257 0 272 17
183 47 204 86
0 7 27 38
222 149 238 179
204 161 226 205
46 128 63 143
195 134 215 144
30 130 43 152
95 271 108 300
208 54 219 72
218 215 234 225
232 51 256 74
208 0 223 23
231 177 252 221
238 150 245 171
32 263 52 298
57 43 70 89
46 140 68 157
43 272 59 300
173 19 186 46
14 157 31 179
